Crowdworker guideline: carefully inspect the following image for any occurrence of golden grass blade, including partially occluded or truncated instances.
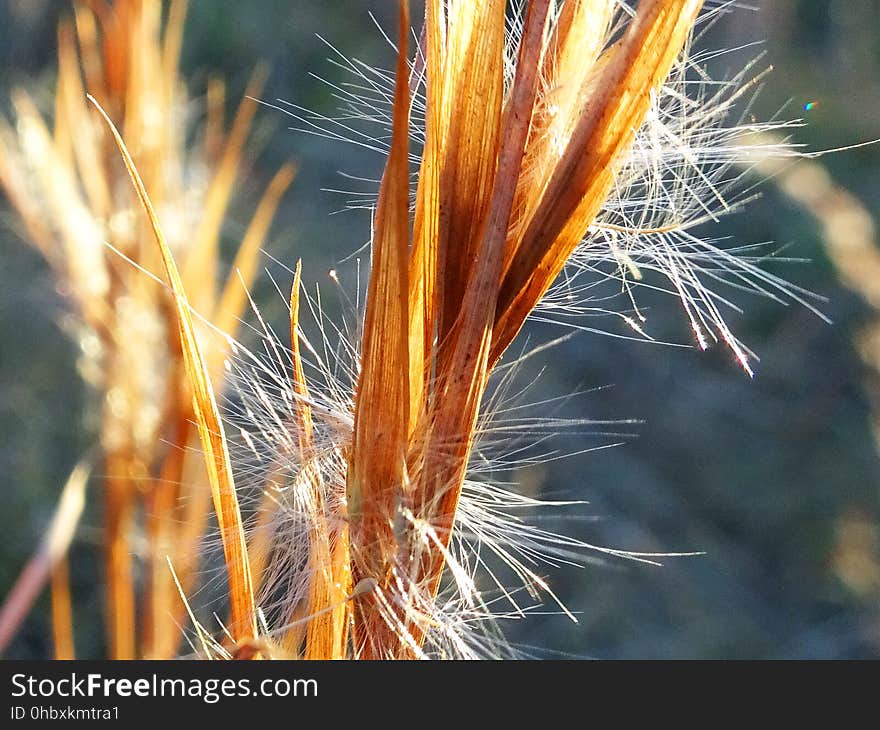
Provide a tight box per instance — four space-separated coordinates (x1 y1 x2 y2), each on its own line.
407 0 445 428
326 531 352 659
161 0 189 102
493 0 704 362
73 4 107 109
88 95 259 649
50 558 75 660
510 0 615 250
100 2 129 104
242 276 317 655
284 261 350 660
415 0 553 640
435 0 506 342
347 0 412 658
213 163 296 338
0 460 89 656
183 67 268 304
58 21 112 220
289 261 314 448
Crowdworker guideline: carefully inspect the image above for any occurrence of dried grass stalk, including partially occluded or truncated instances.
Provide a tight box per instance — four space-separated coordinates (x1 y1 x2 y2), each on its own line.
346 0 703 659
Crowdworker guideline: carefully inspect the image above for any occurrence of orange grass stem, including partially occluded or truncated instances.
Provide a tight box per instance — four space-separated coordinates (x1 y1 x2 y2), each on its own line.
347 0 414 659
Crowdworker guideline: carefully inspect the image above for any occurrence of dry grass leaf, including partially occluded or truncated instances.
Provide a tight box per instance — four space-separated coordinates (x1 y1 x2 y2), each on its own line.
287 262 350 660
88 96 259 650
347 0 413 657
493 0 704 361
414 0 553 632
184 67 269 308
214 163 297 339
434 0 507 343
509 0 615 253
407 0 445 426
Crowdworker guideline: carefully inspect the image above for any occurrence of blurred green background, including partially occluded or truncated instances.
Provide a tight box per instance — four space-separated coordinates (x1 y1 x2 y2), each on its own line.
1 0 879 659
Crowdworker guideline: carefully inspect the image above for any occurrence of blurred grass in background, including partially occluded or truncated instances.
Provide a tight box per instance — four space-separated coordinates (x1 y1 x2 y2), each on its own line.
1 0 879 658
